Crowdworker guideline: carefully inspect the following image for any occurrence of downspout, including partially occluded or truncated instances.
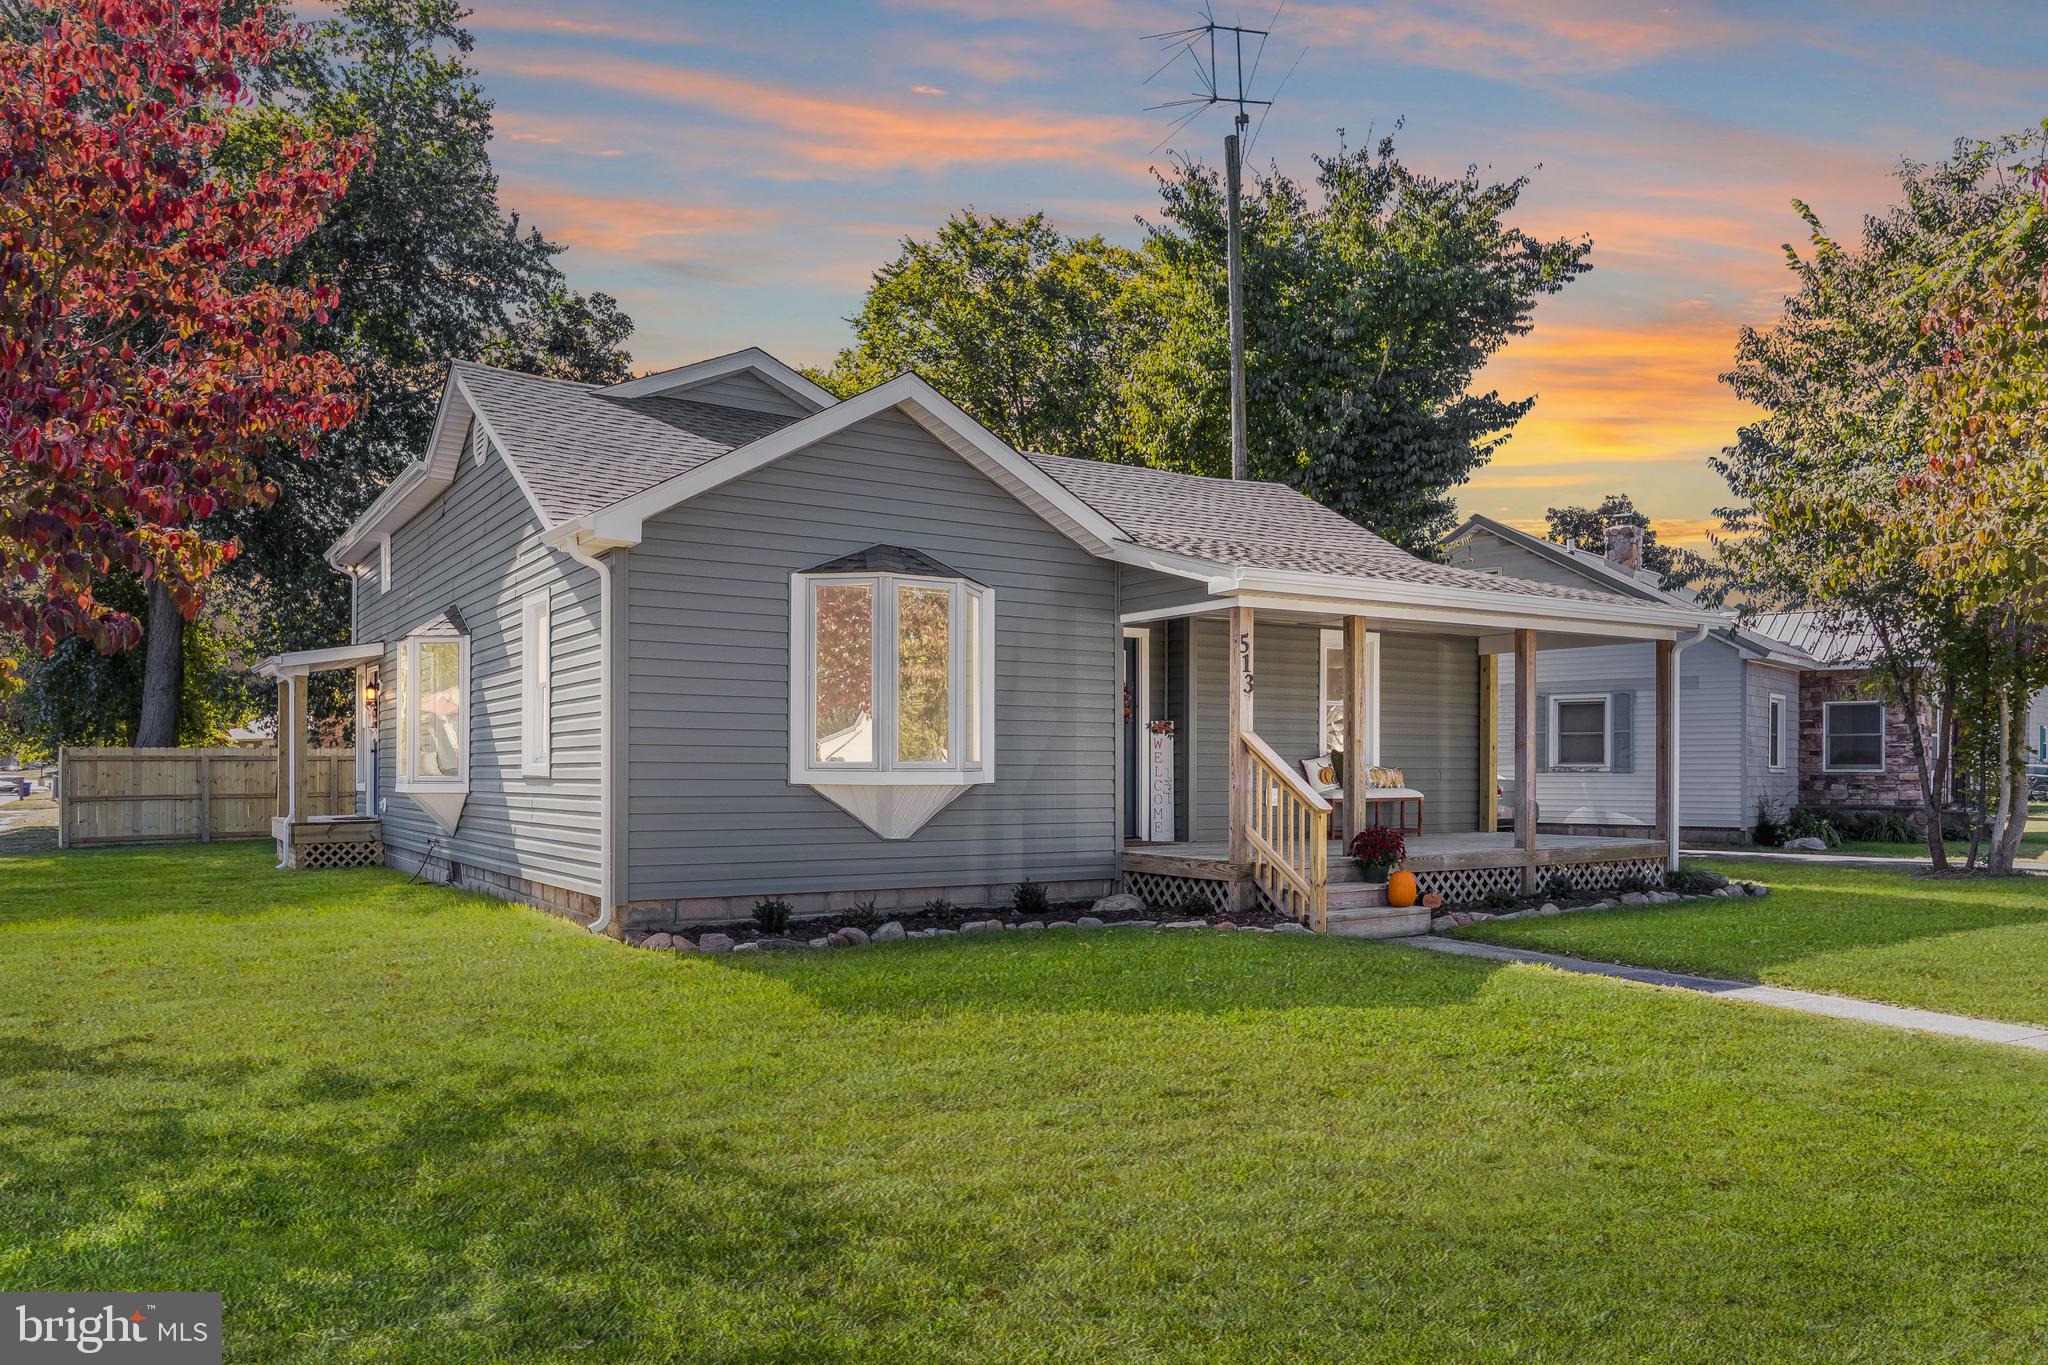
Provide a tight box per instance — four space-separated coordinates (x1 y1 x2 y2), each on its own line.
562 537 617 935
1667 624 1710 872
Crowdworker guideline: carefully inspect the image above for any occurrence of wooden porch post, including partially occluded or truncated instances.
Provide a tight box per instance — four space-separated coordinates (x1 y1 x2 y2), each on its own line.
1653 639 1675 848
1514 628 1538 893
1478 653 1499 834
1226 604 1255 912
274 674 298 822
1341 615 1368 846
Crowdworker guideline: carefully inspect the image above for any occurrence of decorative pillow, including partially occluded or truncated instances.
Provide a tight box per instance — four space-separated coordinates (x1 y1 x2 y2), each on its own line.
1367 765 1406 790
1302 755 1338 789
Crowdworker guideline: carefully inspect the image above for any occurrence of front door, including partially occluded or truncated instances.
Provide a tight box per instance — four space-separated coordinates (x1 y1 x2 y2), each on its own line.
1122 636 1139 839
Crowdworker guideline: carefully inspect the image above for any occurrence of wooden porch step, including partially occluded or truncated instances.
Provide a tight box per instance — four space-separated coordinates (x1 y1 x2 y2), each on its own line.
1327 881 1386 909
1324 904 1431 938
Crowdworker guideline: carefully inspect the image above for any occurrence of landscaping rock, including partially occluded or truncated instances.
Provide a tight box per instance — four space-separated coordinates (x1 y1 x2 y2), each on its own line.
697 932 735 953
755 937 805 951
1699 870 1731 889
1075 916 1105 928
1539 902 1560 916
1748 883 1769 897
872 921 906 942
808 937 831 949
1117 920 1158 930
1213 920 1239 932
1090 892 1146 917
1162 919 1206 930
1016 920 1045 931
1047 920 1076 930
641 932 675 949
961 920 993 934
1272 922 1312 934
827 926 869 948
1618 892 1649 907
936 928 959 935
1430 915 1456 932
1785 836 1829 851
732 942 759 952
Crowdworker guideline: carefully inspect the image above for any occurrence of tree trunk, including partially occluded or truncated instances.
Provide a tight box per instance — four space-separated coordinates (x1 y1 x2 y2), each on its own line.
1993 684 2030 875
1884 648 1948 873
134 580 184 747
1925 688 1954 871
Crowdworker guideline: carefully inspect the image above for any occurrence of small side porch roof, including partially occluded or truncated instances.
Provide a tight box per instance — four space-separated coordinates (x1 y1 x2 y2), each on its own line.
254 642 385 679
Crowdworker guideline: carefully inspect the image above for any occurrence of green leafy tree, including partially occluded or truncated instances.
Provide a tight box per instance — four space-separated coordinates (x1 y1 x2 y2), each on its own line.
1127 132 1592 549
1713 129 2047 869
820 212 1143 459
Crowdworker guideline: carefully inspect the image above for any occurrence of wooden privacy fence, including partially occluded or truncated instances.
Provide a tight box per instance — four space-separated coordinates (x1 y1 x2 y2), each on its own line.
57 746 355 848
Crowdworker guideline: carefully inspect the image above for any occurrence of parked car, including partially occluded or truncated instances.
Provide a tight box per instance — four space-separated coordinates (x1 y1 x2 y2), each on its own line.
2028 762 2048 800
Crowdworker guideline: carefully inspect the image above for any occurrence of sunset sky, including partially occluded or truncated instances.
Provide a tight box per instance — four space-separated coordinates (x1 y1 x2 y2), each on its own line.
457 0 2047 549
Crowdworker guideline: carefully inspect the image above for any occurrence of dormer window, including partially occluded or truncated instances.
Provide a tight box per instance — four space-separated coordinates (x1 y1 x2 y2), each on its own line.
789 547 994 837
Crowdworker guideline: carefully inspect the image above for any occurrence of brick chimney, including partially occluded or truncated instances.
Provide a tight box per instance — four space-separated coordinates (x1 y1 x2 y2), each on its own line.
1603 520 1644 573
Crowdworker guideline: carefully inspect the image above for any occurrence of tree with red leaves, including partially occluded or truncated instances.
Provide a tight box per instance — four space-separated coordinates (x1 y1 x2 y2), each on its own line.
0 0 367 732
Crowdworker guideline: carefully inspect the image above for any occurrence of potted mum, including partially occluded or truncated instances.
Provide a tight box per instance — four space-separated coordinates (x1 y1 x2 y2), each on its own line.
1348 825 1405 884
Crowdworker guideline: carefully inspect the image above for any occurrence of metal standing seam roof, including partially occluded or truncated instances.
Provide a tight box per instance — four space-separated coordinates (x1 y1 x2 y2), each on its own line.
454 361 1659 610
1740 610 1884 667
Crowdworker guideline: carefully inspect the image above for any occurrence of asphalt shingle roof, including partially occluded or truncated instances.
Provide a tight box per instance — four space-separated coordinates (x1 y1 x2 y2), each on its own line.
455 362 801 522
454 360 1658 609
1024 453 1648 607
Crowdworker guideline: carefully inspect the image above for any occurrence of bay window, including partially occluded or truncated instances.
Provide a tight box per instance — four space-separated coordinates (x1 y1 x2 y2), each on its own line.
791 566 994 787
396 632 469 792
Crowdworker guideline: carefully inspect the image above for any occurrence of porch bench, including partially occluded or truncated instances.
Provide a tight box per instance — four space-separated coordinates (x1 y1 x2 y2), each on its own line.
1302 757 1426 838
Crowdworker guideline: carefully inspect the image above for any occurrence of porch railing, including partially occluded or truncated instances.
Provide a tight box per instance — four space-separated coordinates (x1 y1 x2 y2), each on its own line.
1241 732 1331 932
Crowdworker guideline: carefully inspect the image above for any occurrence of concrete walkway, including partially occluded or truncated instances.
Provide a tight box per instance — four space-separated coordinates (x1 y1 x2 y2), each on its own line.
1410 936 2048 1052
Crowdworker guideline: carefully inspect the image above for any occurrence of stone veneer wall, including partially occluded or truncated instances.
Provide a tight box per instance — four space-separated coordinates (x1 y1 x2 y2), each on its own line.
621 878 1118 933
1797 671 1936 811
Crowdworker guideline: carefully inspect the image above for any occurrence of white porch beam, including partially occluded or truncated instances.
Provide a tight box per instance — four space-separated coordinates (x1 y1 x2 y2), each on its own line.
1514 628 1538 893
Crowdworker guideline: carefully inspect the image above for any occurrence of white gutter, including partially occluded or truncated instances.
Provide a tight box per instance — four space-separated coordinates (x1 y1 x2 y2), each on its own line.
558 535 618 935
1667 623 1711 872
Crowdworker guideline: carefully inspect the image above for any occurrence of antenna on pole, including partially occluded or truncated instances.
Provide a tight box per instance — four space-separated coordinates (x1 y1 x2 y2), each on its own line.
1143 6 1294 480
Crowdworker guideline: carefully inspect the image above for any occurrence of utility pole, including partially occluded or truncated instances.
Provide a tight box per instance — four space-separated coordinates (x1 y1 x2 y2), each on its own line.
1143 12 1291 481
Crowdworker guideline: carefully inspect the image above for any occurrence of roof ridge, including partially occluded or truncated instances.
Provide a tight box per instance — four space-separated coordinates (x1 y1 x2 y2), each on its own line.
450 358 600 391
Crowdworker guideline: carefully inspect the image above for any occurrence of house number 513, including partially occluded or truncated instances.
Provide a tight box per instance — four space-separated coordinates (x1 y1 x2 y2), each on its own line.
1237 632 1255 693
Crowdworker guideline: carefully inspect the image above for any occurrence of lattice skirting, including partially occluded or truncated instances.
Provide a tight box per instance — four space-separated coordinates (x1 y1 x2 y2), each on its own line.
1121 872 1234 916
295 839 383 870
1419 856 1665 908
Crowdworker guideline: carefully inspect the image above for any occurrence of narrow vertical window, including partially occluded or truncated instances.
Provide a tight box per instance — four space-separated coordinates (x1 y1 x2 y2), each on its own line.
1768 693 1787 771
964 588 983 767
812 581 875 765
395 645 411 783
379 537 391 592
521 591 552 777
895 583 953 764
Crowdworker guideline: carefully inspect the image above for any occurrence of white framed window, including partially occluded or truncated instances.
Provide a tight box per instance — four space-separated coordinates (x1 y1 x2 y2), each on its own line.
1550 694 1611 770
1317 628 1381 763
519 590 552 778
1822 700 1885 772
790 571 994 786
395 634 469 792
379 536 391 592
1768 692 1788 771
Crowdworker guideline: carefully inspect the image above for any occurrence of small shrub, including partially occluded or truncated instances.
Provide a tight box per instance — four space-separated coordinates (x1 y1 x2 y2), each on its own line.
1480 888 1519 911
841 898 884 929
1013 879 1051 917
1665 865 1722 895
1753 797 1786 847
1863 812 1918 844
1541 870 1577 900
922 897 957 916
1785 806 1841 848
1612 871 1657 894
752 898 793 934
1175 888 1214 918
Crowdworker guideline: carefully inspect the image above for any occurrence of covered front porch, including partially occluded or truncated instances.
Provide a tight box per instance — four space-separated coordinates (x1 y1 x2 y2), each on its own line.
255 642 386 870
1115 582 1703 934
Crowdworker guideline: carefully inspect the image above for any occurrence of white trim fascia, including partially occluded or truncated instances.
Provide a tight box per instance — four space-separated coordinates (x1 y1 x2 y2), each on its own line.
599 346 837 409
1211 568 1724 632
1124 625 1151 840
1226 591 1690 642
1118 598 1237 626
255 641 386 679
572 375 1129 559
559 540 617 929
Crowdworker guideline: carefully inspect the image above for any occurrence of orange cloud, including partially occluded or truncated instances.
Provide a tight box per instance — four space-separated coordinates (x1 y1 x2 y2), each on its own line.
498 183 772 256
484 53 1154 177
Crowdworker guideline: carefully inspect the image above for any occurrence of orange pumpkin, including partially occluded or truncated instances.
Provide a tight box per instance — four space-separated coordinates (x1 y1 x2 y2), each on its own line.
1386 870 1419 908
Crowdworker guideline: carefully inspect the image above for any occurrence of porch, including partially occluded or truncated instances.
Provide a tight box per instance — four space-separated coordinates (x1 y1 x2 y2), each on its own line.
1117 587 1697 936
255 642 386 870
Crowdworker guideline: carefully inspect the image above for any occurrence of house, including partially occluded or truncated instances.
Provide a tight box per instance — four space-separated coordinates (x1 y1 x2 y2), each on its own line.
1446 514 1811 842
1736 611 1952 820
255 350 1720 938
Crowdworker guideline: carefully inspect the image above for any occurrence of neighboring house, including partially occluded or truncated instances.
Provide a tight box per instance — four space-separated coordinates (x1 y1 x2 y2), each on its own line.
257 350 1716 936
1446 515 1813 842
1737 612 1950 817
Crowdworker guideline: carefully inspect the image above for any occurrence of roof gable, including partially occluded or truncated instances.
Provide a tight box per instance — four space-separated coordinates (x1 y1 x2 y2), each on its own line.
598 347 836 412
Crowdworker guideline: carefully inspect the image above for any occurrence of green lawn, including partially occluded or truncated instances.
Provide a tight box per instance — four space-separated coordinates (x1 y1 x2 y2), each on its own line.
4 845 2047 1362
1458 858 2048 1028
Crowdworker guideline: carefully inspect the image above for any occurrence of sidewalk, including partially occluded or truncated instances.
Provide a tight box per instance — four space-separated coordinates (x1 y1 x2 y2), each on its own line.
1410 936 2048 1052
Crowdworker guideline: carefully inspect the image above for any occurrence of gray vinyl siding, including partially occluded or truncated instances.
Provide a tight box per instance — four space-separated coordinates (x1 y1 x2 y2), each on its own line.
621 408 1118 900
353 421 605 893
1379 633 1481 833
676 370 812 417
1120 564 1218 617
1183 621 1481 839
1745 661 1801 824
1495 635 1748 831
